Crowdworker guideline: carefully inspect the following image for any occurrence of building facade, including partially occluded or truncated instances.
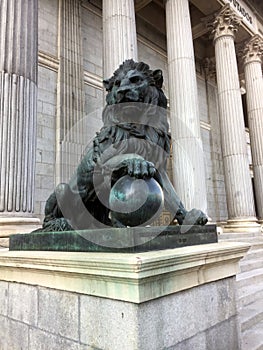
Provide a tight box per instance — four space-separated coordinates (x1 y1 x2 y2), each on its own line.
0 0 263 234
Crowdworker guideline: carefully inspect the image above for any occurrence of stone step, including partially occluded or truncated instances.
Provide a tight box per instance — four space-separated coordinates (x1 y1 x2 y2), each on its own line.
239 299 263 332
240 257 263 273
237 267 263 288
220 238 263 250
238 281 263 308
219 238 263 261
219 232 263 240
219 231 263 241
246 248 263 260
241 320 263 350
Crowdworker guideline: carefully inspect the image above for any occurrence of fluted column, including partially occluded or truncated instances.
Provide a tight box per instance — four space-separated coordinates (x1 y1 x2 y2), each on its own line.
0 0 40 235
165 0 208 213
103 0 138 78
56 0 85 183
207 5 259 231
243 35 263 224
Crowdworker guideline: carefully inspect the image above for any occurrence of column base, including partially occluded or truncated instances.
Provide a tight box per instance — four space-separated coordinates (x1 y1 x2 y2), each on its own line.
0 217 41 236
258 220 263 233
223 218 261 233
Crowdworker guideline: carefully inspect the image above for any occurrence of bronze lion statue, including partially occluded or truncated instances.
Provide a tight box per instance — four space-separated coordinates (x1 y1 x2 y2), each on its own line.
37 60 208 232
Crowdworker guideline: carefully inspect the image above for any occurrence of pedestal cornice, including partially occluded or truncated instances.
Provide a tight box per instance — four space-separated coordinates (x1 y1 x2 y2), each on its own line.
0 242 250 303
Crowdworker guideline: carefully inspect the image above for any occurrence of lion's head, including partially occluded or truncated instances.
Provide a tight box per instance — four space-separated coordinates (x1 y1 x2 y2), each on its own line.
103 60 167 109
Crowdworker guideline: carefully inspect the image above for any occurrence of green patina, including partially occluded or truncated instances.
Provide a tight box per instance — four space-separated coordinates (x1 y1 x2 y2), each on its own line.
9 225 217 253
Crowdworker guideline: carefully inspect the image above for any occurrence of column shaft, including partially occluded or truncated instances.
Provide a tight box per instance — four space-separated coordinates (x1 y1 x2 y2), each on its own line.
243 36 263 223
165 0 207 212
103 0 138 78
57 0 85 183
0 0 39 234
207 5 258 230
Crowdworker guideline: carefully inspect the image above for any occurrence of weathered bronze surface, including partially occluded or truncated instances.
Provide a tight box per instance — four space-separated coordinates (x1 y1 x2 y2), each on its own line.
34 60 208 232
109 175 164 227
10 225 217 252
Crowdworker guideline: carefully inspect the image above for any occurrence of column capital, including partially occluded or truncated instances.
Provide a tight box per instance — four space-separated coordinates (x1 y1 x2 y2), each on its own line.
242 35 263 66
205 4 242 42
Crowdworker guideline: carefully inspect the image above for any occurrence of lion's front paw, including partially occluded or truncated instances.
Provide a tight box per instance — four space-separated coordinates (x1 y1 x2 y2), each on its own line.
182 209 208 226
117 158 156 179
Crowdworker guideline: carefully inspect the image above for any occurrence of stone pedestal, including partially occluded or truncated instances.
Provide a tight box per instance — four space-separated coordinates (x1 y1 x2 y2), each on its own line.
0 241 249 349
207 5 259 232
243 35 263 225
103 0 138 78
0 0 40 234
165 0 208 213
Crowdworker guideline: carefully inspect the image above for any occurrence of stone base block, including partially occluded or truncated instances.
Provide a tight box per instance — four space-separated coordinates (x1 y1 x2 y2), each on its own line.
223 218 261 233
0 238 9 249
0 241 250 349
0 217 41 236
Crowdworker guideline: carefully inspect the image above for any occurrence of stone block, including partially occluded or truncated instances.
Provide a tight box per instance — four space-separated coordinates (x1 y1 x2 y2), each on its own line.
0 281 8 315
38 287 79 341
168 316 240 350
0 316 29 350
35 163 55 176
29 328 80 350
168 333 206 350
0 238 9 248
80 295 138 349
35 174 42 189
136 277 237 349
37 114 54 128
41 175 55 190
36 138 55 153
34 200 41 217
35 188 51 202
36 150 43 164
80 345 102 350
42 127 55 141
38 0 58 56
37 124 43 138
205 316 240 350
40 149 55 166
40 201 47 216
8 283 38 325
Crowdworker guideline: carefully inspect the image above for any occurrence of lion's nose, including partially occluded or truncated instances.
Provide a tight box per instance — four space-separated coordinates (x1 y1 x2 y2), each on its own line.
116 87 129 103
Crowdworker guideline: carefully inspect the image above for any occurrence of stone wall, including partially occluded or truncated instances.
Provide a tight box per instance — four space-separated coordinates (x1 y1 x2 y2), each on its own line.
35 67 57 220
197 77 228 221
82 3 103 77
0 278 240 350
38 0 58 57
35 0 59 220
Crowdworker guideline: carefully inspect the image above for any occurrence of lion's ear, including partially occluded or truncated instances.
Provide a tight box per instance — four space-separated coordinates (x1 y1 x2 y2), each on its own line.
153 69 164 89
103 79 111 91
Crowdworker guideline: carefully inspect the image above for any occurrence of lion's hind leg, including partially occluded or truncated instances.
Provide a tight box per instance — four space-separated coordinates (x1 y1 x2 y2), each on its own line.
38 184 74 232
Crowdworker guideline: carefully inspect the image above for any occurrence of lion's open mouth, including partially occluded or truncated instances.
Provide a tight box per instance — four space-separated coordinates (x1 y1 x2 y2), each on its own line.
117 90 140 103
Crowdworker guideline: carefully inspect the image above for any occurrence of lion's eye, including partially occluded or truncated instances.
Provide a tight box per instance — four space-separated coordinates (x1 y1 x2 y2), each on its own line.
115 80 120 87
130 76 141 84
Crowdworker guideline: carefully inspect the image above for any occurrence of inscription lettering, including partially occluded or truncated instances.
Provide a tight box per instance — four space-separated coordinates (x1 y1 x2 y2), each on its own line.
228 0 253 24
